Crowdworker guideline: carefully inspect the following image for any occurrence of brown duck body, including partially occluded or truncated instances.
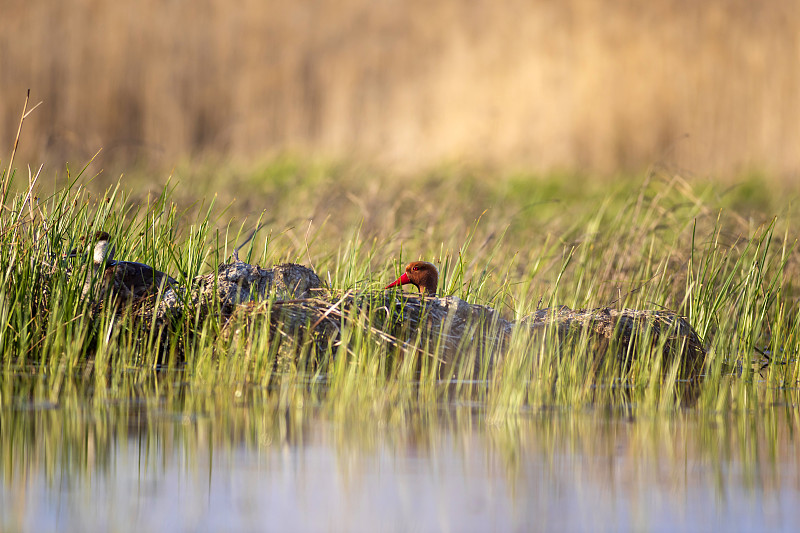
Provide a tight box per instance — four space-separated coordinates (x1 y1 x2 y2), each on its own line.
69 231 176 303
384 261 439 295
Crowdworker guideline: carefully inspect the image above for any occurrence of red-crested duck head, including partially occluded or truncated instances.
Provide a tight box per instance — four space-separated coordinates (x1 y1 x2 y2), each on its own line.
384 261 438 296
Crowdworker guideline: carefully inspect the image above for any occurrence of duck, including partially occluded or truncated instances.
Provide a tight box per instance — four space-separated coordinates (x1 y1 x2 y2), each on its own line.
67 231 177 302
384 261 439 296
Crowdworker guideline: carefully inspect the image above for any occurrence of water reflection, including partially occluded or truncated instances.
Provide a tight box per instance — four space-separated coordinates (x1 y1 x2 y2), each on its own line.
2 376 799 532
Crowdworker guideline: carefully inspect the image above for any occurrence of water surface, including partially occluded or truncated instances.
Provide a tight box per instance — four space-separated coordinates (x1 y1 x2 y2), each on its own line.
2 376 798 532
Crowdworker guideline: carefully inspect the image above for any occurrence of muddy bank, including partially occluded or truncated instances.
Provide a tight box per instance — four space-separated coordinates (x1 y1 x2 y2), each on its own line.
59 259 707 377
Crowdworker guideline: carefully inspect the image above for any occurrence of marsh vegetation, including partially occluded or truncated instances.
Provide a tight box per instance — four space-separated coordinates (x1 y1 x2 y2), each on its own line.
1 150 796 410
2 141 799 531
4 1 800 528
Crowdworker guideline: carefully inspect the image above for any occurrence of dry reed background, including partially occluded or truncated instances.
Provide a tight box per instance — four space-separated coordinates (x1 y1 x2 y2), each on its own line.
2 0 799 177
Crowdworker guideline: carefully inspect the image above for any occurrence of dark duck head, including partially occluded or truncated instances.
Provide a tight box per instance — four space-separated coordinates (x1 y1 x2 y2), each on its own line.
384 261 439 296
67 231 176 302
67 231 116 265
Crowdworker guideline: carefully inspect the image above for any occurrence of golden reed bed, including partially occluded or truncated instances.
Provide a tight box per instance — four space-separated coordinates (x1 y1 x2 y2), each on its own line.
2 1 799 177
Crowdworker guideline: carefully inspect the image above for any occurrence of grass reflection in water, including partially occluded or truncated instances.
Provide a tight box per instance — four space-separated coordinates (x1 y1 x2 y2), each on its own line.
2 375 799 532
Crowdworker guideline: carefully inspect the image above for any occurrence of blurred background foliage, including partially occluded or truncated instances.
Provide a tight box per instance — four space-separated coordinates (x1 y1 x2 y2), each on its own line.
2 0 799 181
